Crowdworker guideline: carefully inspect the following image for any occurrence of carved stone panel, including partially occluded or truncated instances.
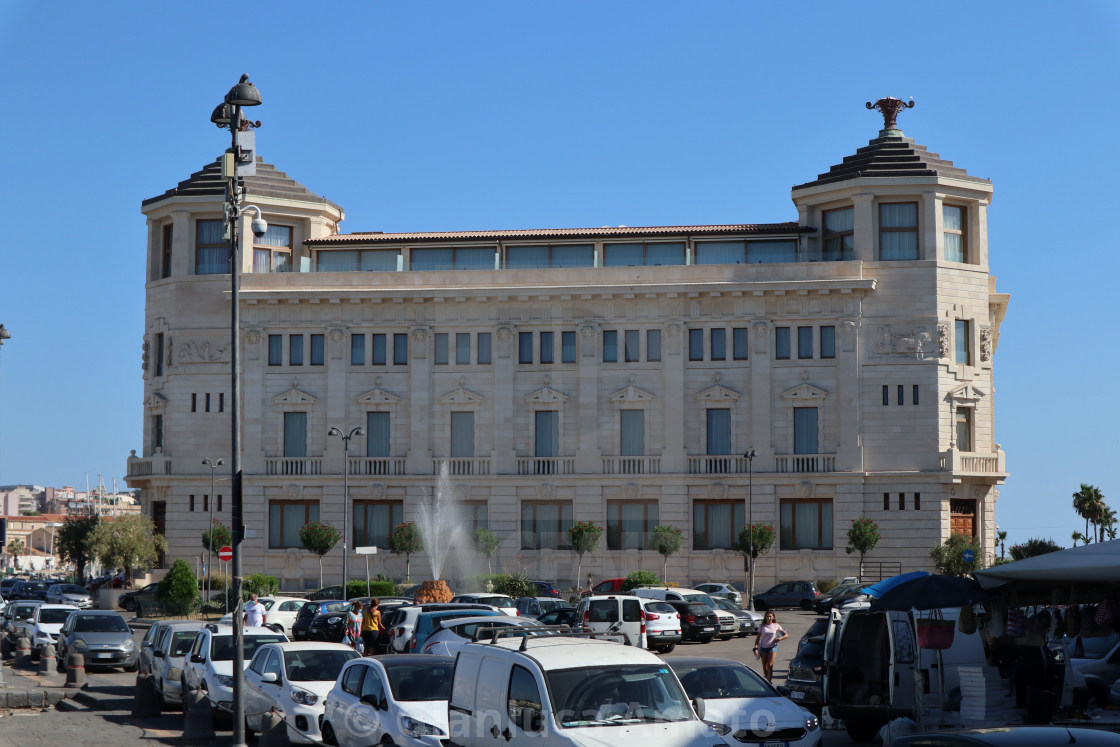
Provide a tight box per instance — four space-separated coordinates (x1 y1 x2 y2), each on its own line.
873 325 936 359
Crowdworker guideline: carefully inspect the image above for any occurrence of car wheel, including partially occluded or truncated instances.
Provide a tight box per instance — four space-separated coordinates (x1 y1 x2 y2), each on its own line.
244 716 256 740
123 660 138 672
700 636 713 644
121 599 135 612
657 644 675 654
845 718 883 742
1 636 11 660
56 654 66 673
755 600 768 611
800 600 813 610
738 631 748 638
321 722 338 746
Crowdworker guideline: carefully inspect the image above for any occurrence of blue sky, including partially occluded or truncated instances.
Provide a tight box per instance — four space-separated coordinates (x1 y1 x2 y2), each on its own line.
0 2 1116 548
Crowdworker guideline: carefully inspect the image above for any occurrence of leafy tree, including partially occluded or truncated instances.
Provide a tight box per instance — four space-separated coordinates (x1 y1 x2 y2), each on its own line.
202 521 233 555
845 517 881 581
929 533 983 576
567 521 603 590
158 559 199 608
57 515 100 581
6 538 25 557
736 524 776 610
996 529 1008 559
389 522 424 582
299 522 342 589
1008 537 1062 561
651 525 683 584
1072 484 1107 542
622 569 661 591
89 514 168 587
473 527 500 574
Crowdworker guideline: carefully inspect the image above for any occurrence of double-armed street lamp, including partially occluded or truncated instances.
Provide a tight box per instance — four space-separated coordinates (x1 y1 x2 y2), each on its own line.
328 426 363 596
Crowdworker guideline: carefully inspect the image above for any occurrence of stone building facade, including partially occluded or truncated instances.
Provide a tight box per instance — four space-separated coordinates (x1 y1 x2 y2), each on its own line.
127 101 1008 592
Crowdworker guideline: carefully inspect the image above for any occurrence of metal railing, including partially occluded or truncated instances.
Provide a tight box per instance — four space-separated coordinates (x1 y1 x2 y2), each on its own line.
436 457 492 476
264 457 323 476
774 454 836 473
517 457 577 476
602 456 661 475
348 457 408 476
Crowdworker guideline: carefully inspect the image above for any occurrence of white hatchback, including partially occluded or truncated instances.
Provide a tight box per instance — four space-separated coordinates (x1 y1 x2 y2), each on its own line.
642 600 682 653
182 624 289 717
421 615 542 657
218 595 308 635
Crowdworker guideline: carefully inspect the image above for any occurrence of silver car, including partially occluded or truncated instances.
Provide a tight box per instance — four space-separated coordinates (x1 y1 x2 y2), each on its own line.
56 610 138 672
149 620 205 706
46 584 93 608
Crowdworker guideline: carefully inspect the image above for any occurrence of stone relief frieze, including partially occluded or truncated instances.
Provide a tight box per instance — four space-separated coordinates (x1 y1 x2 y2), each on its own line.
177 339 232 363
874 325 936 359
938 324 950 359
980 327 992 362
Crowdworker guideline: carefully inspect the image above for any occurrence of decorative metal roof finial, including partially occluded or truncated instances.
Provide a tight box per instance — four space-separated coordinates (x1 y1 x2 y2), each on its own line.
866 96 914 135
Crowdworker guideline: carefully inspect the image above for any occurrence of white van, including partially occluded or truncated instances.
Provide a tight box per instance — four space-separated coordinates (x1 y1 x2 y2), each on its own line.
573 595 645 648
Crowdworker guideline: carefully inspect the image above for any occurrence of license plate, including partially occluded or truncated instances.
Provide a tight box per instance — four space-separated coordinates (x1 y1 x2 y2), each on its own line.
789 691 805 700
96 653 113 659
764 742 787 747
702 627 715 632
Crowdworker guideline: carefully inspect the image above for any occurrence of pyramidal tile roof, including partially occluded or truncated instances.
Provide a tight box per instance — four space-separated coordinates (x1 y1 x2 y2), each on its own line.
143 157 342 212
794 132 989 191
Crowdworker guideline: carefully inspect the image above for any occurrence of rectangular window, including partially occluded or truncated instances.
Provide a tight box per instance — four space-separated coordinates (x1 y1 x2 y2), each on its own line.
253 225 293 273
624 330 640 362
603 242 685 267
456 333 471 365
191 393 197 413
161 224 173 279
366 412 390 458
195 219 228 275
535 411 558 457
694 240 745 265
352 501 403 548
955 320 971 365
217 495 222 512
898 492 906 511
219 393 224 412
620 410 645 456
913 385 920 405
317 248 401 272
820 326 836 359
607 500 659 550
203 494 209 513
351 334 365 365
794 407 818 454
310 334 325 366
477 333 492 364
562 331 576 363
507 244 594 269
693 500 745 550
372 334 387 365
603 330 618 363
897 385 904 405
289 335 304 366
434 333 449 365
883 492 891 511
283 412 307 457
689 329 704 361
269 501 320 549
943 204 966 262
393 333 408 365
519 332 533 364
268 335 282 366
451 412 475 458
189 495 195 512
153 414 163 452
775 327 791 360
205 393 211 413
823 207 854 261
882 385 889 406
733 328 749 360
411 247 495 271
155 333 165 377
879 202 919 260
780 499 834 550
646 330 661 362
710 329 726 361
798 327 813 359
462 501 488 531
520 501 573 550
540 332 555 364
914 492 921 510
955 407 973 451
706 409 731 455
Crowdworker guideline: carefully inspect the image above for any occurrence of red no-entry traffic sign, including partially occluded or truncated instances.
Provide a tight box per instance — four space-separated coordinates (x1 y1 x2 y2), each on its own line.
218 546 233 562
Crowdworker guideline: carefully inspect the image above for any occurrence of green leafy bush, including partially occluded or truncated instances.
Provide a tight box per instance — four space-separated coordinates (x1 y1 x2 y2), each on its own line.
491 572 536 599
346 580 397 598
245 574 279 597
621 570 661 591
158 559 199 607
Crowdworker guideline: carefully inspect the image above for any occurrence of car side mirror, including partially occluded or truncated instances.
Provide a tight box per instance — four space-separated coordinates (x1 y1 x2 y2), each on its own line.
190 654 205 664
692 697 705 720
261 672 279 684
360 693 385 710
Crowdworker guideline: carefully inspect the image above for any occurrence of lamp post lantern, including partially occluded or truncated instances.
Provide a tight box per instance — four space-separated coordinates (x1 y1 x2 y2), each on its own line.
328 426 363 597
202 457 224 604
744 449 756 611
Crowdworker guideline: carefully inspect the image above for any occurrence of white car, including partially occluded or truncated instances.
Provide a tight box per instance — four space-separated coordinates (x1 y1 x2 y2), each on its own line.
449 593 519 616
695 583 744 607
321 654 455 747
149 620 205 706
23 603 78 657
244 641 359 744
383 603 494 653
711 607 739 639
642 600 682 654
421 615 542 656
182 623 289 719
218 595 308 634
45 584 93 608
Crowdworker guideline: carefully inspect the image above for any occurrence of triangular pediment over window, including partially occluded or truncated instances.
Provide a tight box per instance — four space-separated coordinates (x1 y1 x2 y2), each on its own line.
356 387 400 406
272 388 317 406
439 386 485 405
524 386 569 405
948 383 987 404
144 393 168 410
609 384 655 403
781 383 829 401
696 383 741 403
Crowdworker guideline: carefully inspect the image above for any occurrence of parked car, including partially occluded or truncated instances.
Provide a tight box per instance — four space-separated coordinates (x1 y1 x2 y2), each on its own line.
9 579 53 601
753 581 821 611
146 620 205 706
307 604 357 643
797 617 828 653
23 603 79 658
56 610 138 672
785 633 825 715
514 596 571 619
118 582 161 612
661 599 720 644
574 595 646 647
532 580 562 598
291 600 348 641
669 657 821 747
406 608 502 653
383 603 494 653
182 623 289 721
712 596 758 636
307 585 344 601
0 577 21 597
46 583 93 608
642 600 682 654
536 607 581 627
217 595 309 634
321 655 455 747
244 641 359 744
448 593 519 616
139 619 176 677
811 582 864 613
588 577 626 595
890 727 1120 747
1 600 44 657
695 582 744 606
1067 634 1120 705
421 615 542 656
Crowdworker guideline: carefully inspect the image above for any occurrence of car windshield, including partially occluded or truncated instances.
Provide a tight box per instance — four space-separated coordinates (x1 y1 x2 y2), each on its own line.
322 602 349 614
682 593 716 607
15 605 39 620
170 631 198 656
449 620 518 640
713 598 739 612
39 608 75 625
385 659 454 701
283 649 359 681
672 663 775 700
211 634 287 661
538 600 565 613
549 664 693 727
74 615 129 633
476 596 514 608
645 602 675 614
54 585 86 595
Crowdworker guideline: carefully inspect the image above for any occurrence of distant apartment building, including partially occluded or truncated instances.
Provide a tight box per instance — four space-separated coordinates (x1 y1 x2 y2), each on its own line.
0 485 43 516
127 99 1008 591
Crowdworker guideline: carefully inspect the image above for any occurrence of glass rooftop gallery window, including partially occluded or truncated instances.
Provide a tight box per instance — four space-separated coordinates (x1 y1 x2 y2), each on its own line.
694 239 798 264
412 247 496 271
602 242 685 267
317 249 400 272
506 244 594 269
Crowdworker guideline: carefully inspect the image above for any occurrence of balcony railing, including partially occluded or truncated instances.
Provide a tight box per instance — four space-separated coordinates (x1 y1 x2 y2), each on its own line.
265 457 323 476
940 448 1006 476
687 455 755 474
436 458 492 476
126 453 171 478
348 457 408 476
517 457 577 476
774 454 836 473
602 456 661 475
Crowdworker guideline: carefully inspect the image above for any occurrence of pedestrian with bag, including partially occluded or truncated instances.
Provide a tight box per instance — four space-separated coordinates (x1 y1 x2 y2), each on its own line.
345 600 364 655
361 598 381 655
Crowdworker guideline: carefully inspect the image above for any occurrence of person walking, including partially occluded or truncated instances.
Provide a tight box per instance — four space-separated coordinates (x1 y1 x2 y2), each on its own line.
345 600 364 654
361 598 381 655
753 610 789 682
244 593 267 628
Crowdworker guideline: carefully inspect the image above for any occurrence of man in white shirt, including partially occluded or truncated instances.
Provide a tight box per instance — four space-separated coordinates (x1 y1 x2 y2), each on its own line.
244 593 266 627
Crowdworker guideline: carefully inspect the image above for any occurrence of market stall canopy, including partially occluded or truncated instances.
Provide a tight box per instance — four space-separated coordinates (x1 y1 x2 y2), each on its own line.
866 570 990 611
974 539 1120 590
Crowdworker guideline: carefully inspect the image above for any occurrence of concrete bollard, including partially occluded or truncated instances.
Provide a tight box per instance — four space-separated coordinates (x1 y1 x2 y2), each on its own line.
38 643 56 674
181 689 216 741
65 652 87 688
15 637 32 667
258 709 291 747
131 674 163 718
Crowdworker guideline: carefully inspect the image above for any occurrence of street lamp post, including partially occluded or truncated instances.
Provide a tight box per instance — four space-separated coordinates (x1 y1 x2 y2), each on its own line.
744 449 756 611
328 427 363 597
211 73 263 747
203 457 224 605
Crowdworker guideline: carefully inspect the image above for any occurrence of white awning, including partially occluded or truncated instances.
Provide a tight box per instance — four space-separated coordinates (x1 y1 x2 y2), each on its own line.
974 539 1120 590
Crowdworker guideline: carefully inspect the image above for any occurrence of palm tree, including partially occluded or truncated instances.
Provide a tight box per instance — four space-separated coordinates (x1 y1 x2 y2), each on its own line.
1099 505 1117 542
996 529 1007 560
1072 484 1106 542
1072 530 1084 547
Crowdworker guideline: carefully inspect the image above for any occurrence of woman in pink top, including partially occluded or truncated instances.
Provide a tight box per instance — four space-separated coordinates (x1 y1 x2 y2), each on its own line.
753 610 789 681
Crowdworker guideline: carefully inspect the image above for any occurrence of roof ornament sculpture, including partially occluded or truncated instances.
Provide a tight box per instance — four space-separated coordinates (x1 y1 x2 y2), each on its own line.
866 96 914 136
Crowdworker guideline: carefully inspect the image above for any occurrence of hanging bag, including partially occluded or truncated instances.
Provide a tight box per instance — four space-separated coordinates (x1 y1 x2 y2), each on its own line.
958 605 977 635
